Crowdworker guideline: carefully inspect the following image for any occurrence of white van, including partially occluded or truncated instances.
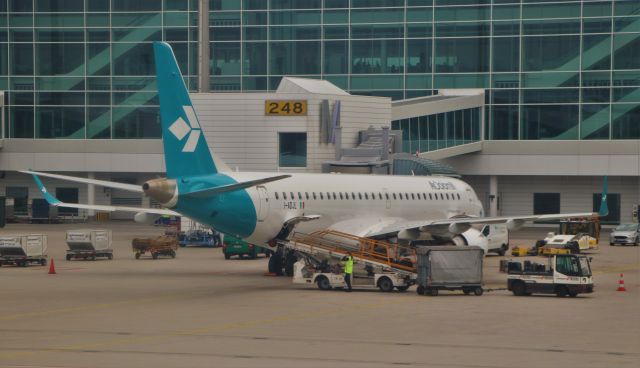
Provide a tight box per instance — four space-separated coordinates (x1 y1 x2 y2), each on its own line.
481 224 509 256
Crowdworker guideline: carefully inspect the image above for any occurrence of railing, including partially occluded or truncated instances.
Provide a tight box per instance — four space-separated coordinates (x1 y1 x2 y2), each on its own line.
290 230 416 272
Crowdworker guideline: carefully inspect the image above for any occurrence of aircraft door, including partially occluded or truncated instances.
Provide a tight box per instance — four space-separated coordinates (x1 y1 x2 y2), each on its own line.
256 186 269 222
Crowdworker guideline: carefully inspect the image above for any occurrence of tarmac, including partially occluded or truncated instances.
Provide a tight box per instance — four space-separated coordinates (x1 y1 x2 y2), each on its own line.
0 222 638 368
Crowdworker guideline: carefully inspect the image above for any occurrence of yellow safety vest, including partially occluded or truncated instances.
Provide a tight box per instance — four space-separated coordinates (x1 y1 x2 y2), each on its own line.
344 256 353 274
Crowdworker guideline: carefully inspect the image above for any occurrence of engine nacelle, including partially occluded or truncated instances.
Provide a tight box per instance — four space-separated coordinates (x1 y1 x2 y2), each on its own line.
134 212 161 224
459 228 489 254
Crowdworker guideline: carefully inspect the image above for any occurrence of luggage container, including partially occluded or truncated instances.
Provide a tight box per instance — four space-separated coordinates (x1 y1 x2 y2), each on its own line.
416 246 484 296
65 229 113 261
132 235 178 259
0 234 48 267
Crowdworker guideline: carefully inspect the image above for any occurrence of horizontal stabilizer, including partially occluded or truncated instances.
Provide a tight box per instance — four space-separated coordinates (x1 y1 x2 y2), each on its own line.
20 170 142 193
30 174 178 216
183 175 292 198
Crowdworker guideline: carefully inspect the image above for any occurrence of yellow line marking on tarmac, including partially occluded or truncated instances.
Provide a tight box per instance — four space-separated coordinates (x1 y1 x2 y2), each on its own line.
0 298 407 361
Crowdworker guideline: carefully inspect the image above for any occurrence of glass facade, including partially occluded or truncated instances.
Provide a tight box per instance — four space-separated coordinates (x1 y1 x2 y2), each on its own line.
1 0 638 140
1 0 199 139
391 107 481 152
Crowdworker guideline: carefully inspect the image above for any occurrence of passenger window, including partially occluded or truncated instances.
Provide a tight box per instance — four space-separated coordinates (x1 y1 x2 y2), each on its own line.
352 192 356 200
275 192 279 200
429 193 433 200
358 193 362 200
364 193 368 200
298 192 302 200
393 193 397 200
411 193 415 200
305 192 309 200
446 193 450 200
290 192 294 200
440 193 444 200
312 192 316 200
319 192 323 200
339 192 343 200
405 193 409 200
283 192 287 200
327 192 331 199
332 192 337 200
385 193 389 200
457 193 461 200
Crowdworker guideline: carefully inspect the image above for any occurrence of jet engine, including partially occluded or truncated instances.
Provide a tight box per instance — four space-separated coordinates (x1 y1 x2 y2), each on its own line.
142 178 178 207
457 228 488 254
134 212 162 224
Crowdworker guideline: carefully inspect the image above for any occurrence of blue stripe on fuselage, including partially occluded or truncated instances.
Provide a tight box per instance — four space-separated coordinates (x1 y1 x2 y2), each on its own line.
174 173 257 238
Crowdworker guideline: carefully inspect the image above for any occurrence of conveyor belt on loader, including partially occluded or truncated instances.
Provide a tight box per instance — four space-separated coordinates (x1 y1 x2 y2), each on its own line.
279 230 416 275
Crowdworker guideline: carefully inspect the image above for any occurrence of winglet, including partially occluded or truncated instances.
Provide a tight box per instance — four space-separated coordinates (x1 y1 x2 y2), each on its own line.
31 174 61 206
598 176 609 217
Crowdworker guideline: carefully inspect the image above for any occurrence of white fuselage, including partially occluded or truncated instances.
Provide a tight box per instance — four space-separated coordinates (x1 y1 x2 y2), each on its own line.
224 172 484 246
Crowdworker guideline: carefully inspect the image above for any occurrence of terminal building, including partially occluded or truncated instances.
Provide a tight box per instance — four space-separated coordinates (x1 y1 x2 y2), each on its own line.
0 0 638 223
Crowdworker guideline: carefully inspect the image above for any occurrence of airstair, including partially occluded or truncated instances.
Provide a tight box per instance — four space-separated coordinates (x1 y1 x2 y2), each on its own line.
279 230 417 275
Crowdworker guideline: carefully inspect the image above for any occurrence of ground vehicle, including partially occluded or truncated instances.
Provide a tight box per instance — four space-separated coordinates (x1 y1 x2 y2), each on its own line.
609 223 640 246
415 246 484 296
132 236 178 259
65 229 113 261
222 235 268 259
507 254 593 297
0 234 48 267
537 218 601 254
481 224 509 255
293 258 414 292
178 229 220 248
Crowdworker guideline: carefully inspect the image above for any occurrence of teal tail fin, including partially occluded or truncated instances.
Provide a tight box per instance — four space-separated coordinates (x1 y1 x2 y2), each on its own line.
153 41 217 178
598 176 609 217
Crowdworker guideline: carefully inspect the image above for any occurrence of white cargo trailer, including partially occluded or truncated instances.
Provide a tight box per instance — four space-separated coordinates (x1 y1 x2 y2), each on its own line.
65 229 113 261
0 234 48 267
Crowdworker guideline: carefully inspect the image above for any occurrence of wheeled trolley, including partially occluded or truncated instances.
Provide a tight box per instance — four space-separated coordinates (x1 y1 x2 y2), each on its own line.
416 246 484 296
66 229 113 261
132 236 178 259
0 234 48 267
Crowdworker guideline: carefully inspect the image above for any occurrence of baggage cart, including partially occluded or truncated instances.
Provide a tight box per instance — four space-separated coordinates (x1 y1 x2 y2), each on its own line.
65 229 113 261
132 236 178 259
416 246 484 296
0 234 48 267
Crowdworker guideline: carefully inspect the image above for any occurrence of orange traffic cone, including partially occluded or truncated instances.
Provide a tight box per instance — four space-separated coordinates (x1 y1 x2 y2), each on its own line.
263 272 277 277
48 259 56 275
617 273 626 292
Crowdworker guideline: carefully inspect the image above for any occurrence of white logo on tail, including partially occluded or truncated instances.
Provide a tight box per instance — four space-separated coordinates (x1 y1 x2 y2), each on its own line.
169 106 201 153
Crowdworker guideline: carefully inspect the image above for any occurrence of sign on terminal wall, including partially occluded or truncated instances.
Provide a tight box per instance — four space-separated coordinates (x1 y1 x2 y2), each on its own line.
264 100 307 116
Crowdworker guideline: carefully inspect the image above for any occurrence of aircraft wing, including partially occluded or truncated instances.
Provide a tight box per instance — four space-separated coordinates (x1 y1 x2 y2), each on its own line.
362 212 600 239
19 170 142 192
30 173 179 216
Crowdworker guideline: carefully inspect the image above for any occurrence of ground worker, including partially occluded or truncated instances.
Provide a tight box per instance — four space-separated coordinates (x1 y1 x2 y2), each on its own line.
342 252 354 292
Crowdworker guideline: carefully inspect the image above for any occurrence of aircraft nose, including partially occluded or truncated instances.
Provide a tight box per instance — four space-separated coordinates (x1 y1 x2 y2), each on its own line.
142 178 177 206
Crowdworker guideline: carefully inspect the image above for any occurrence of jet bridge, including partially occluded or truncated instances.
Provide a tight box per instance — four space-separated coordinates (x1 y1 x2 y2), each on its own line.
279 229 417 275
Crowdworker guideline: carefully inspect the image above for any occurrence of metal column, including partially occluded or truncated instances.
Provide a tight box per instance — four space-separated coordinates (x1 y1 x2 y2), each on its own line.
198 0 210 93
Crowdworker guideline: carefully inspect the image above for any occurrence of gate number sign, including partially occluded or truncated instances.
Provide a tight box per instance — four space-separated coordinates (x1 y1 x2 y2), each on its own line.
265 100 307 116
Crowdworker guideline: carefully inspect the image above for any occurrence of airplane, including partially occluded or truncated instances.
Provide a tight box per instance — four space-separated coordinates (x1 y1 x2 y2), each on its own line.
22 42 607 274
